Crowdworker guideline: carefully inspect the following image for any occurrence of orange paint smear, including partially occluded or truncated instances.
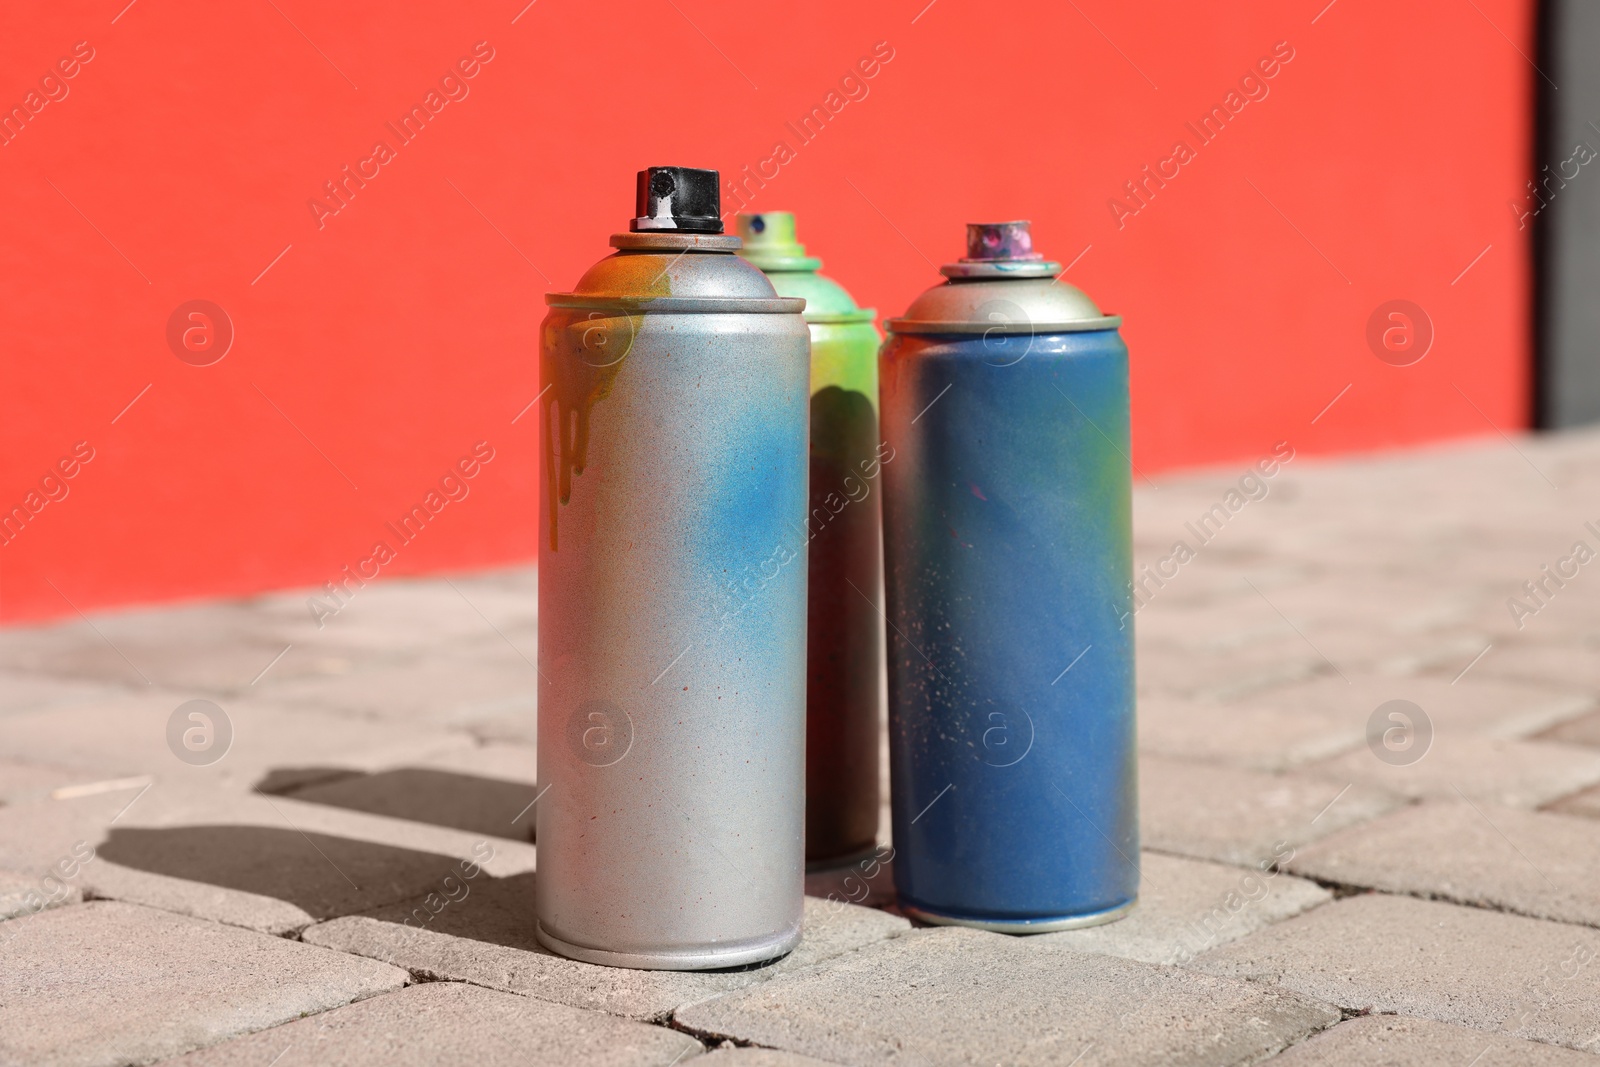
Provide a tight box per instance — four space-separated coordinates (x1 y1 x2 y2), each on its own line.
540 309 633 552
540 251 676 552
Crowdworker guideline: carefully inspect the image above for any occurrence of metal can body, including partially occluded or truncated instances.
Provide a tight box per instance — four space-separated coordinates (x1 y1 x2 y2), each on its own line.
536 226 811 969
880 222 1137 931
736 212 883 870
802 314 885 867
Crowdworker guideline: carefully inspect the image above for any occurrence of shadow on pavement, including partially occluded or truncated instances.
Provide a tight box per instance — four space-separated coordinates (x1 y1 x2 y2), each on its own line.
258 767 540 842
383 869 540 948
253 766 365 794
96 825 473 920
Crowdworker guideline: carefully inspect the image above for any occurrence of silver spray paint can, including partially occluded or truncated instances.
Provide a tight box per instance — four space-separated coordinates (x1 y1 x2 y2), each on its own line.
536 167 811 970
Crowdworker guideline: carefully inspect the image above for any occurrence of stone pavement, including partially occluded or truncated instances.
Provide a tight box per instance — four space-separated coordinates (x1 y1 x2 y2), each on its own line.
3 428 1600 1066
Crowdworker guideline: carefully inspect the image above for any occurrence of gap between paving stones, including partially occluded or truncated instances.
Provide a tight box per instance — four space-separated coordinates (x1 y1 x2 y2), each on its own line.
1261 1014 1600 1066
309 969 800 1062
1144 789 1600 924
1188 894 1600 1054
302 886 913 1024
673 926 1343 1065
1287 797 1600 928
244 930 872 1060
151 981 706 1067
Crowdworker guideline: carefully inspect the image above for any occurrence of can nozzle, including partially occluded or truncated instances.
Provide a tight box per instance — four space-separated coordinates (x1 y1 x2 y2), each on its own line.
632 166 723 233
963 221 1041 263
735 211 802 255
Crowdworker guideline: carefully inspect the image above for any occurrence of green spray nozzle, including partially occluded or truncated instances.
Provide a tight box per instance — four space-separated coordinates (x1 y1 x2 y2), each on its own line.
734 212 822 271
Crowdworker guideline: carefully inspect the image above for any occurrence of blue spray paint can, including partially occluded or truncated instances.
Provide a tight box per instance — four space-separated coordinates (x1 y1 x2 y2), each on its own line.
536 167 811 969
879 220 1137 931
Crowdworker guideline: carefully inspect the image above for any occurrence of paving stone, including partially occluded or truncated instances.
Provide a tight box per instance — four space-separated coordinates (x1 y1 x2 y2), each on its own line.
1320 629 1502 676
1131 607 1284 652
0 867 80 921
675 926 1338 1066
696 1051 840 1066
281 574 537 654
248 650 537 742
1546 782 1600 820
0 781 536 936
1484 585 1600 636
0 604 365 692
448 564 538 596
1538 708 1600 747
1137 694 1359 772
1143 676 1597 774
1365 633 1500 680
1263 675 1587 738
1137 644 1334 702
0 690 472 792
408 738 539 782
304 877 910 1022
0 671 119 714
1288 799 1600 927
1159 625 1499 686
1473 641 1600 694
1151 571 1325 618
1129 581 1485 654
1190 893 1600 1053
1035 851 1330 964
1305 735 1600 808
1139 755 1403 867
0 759 89 804
0 900 407 1067
286 742 539 841
157 981 700 1067
1133 561 1495 633
1261 1014 1599 1065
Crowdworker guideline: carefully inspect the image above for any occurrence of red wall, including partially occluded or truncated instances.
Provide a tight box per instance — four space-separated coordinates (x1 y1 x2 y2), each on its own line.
0 0 1533 623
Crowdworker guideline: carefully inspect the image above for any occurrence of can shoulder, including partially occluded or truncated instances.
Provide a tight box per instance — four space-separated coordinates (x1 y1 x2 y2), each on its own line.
556 247 781 302
887 276 1119 335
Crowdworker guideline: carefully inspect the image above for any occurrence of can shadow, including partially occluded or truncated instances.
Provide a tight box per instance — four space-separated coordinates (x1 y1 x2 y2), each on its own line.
803 860 897 911
98 826 797 974
94 825 475 921
384 867 540 948
253 766 540 843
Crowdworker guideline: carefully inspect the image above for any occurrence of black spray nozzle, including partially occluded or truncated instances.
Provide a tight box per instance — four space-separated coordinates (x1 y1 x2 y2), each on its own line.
631 166 722 233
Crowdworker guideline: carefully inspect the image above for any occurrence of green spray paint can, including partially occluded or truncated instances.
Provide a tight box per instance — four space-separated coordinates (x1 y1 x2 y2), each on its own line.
737 211 885 870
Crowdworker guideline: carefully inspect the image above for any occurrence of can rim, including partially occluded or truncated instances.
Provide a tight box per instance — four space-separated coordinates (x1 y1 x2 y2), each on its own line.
742 254 825 272
901 895 1138 933
886 314 1122 335
610 232 743 252
546 293 807 314
940 261 1062 279
805 308 878 325
534 918 803 970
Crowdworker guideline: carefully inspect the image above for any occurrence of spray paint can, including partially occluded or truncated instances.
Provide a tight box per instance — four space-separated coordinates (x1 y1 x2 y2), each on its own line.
536 167 811 969
879 221 1137 931
735 211 884 871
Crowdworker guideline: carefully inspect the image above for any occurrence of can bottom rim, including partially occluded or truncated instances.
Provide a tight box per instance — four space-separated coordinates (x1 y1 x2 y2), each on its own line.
901 895 1138 934
534 918 803 972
